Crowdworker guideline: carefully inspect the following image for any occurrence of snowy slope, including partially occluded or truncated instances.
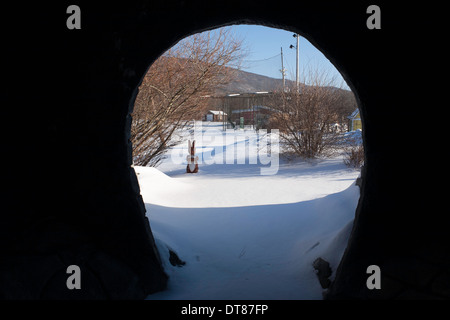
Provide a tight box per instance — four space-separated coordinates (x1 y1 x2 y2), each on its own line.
136 122 361 300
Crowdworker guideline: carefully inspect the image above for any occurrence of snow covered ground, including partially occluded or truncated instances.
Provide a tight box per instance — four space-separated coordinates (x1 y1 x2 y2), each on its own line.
136 122 361 300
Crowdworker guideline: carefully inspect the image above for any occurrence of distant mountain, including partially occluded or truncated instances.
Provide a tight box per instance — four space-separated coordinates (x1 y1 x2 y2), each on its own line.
215 68 355 104
214 69 292 95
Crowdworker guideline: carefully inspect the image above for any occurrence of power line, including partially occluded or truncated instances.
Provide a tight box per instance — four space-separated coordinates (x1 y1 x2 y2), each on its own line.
242 53 281 63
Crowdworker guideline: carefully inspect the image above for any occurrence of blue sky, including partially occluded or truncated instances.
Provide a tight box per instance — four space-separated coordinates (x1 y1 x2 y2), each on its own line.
227 24 349 89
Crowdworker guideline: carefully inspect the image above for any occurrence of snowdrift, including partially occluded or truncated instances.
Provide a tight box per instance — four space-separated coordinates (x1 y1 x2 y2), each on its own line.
136 167 359 299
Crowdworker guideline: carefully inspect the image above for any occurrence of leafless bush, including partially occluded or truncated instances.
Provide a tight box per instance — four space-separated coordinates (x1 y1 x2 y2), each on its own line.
343 132 364 168
267 70 353 159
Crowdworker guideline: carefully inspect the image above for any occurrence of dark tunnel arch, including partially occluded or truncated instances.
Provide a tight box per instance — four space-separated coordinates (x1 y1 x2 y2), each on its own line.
128 21 367 299
113 3 448 299
2 1 446 300
125 15 369 293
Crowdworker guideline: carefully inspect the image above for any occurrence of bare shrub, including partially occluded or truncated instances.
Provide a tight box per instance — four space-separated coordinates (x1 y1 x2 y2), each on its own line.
267 70 352 159
343 131 364 168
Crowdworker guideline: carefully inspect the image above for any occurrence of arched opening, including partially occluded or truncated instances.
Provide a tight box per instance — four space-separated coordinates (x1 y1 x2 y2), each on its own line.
12 2 445 301
130 24 364 299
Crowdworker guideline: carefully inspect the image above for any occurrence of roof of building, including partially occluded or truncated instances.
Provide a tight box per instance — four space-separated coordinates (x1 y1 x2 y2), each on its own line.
231 105 273 113
208 110 227 115
348 108 361 120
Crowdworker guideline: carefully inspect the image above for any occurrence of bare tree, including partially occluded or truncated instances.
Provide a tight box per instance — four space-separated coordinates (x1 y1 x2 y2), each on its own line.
131 27 247 166
267 69 353 159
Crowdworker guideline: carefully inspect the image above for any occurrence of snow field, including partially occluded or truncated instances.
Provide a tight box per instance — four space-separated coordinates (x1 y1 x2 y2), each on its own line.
135 122 361 299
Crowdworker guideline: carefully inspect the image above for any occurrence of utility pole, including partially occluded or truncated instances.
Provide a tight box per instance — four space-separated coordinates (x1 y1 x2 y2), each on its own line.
280 47 286 91
290 33 300 92
296 34 299 91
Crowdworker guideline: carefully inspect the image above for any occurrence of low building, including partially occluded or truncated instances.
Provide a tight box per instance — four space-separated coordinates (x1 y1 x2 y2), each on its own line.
231 105 273 128
203 110 227 122
348 109 362 131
